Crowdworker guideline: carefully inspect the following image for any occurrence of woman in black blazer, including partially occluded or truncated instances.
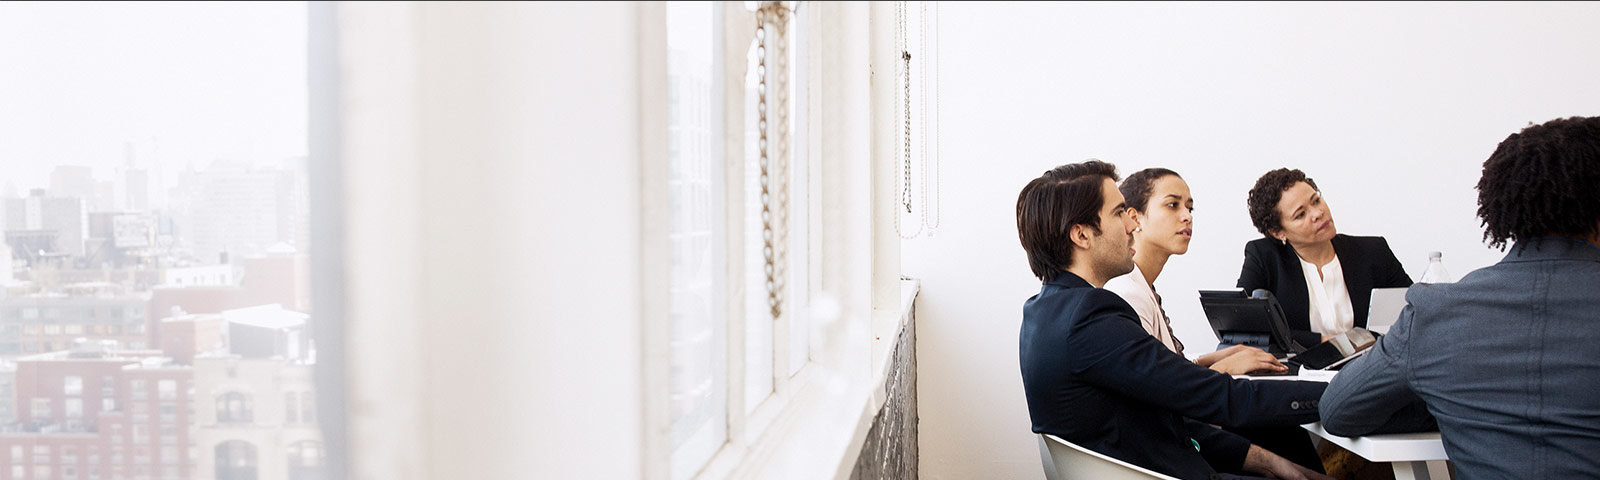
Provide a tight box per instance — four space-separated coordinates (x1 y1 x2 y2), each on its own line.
1237 169 1413 349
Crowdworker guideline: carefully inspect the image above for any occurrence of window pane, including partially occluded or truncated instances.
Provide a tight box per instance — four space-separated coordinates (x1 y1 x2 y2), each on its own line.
667 3 727 480
786 4 810 377
0 4 324 480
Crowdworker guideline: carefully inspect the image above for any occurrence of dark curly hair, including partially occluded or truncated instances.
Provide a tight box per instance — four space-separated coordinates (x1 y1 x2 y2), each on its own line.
1017 160 1120 281
1476 116 1600 251
1246 168 1319 238
1120 168 1181 213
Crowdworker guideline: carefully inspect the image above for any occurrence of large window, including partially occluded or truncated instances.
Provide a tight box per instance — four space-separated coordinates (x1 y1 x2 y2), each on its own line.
668 2 812 478
0 3 326 479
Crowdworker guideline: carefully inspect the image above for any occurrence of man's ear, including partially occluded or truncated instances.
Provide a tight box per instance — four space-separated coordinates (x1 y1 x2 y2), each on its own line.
1070 224 1093 251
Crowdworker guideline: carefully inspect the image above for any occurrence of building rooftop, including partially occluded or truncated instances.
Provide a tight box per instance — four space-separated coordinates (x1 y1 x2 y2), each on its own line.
222 304 307 329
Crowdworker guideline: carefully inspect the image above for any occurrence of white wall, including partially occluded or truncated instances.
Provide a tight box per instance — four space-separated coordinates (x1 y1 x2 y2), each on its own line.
906 3 1600 478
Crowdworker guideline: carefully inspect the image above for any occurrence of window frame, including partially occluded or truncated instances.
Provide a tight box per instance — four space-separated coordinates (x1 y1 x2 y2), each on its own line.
661 3 822 479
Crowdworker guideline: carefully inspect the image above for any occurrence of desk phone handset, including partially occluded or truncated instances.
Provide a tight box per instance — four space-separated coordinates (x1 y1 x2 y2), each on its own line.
1198 288 1307 358
1249 289 1308 356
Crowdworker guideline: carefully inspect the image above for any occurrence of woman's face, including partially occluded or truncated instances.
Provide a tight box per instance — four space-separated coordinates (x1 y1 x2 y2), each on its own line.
1132 175 1194 256
1272 181 1337 245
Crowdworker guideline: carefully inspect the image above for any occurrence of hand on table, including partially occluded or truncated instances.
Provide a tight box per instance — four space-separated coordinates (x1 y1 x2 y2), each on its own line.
1195 344 1253 367
1203 345 1287 376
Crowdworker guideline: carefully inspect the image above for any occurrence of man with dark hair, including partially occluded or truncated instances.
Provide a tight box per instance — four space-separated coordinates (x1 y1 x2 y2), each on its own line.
1018 160 1330 480
1320 116 1600 478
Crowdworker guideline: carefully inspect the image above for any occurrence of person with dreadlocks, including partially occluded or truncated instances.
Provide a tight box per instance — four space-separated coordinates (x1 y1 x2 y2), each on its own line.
1320 116 1600 478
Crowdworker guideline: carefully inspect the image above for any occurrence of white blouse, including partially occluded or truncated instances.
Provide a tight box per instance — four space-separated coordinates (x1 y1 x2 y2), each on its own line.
1104 264 1184 356
1299 254 1354 336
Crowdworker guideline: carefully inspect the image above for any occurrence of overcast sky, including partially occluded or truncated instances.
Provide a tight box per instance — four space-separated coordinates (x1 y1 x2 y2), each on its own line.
0 1 307 195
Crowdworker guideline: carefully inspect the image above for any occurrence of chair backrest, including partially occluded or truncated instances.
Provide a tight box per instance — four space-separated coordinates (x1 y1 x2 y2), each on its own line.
1037 434 1180 480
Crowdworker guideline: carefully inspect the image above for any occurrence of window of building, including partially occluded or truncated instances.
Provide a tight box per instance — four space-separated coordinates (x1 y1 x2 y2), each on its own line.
284 392 299 423
301 391 316 423
156 380 175 401
130 380 147 400
31 398 52 420
286 440 323 479
214 441 258 480
65 398 83 419
216 392 253 424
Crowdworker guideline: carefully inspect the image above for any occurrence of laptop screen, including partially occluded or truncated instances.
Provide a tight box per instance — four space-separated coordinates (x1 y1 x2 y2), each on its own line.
1367 287 1409 333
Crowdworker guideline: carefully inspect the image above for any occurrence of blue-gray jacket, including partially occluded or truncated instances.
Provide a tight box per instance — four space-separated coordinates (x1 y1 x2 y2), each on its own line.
1321 237 1600 479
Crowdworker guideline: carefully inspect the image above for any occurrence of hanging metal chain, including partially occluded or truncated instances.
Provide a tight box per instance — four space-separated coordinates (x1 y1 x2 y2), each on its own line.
900 1 913 216
756 2 790 321
774 4 790 321
894 1 922 239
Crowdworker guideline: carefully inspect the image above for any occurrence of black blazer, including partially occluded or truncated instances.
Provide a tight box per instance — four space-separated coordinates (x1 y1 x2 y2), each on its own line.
1237 234 1413 348
1021 272 1326 480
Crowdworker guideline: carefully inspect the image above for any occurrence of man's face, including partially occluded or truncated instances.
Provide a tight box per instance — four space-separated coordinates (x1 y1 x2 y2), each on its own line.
1089 178 1138 280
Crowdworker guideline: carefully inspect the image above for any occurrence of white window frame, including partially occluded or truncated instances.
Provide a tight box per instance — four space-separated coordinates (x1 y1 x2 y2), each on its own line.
661 3 824 479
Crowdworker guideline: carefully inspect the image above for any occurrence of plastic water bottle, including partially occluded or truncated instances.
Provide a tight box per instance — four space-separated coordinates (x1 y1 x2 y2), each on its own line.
1419 251 1453 284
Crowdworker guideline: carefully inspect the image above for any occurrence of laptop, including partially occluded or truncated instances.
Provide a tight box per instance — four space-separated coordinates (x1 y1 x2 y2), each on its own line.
1367 287 1409 334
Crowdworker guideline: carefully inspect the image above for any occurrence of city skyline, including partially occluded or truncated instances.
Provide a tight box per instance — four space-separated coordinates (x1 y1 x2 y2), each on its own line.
0 3 321 478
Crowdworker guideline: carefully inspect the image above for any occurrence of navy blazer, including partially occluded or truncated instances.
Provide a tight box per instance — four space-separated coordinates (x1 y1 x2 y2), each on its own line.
1237 234 1413 347
1021 272 1326 480
1321 237 1600 479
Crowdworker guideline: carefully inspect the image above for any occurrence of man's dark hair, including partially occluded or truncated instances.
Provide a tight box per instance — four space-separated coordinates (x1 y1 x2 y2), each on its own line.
1477 116 1600 250
1246 168 1320 238
1120 168 1181 213
1017 160 1120 282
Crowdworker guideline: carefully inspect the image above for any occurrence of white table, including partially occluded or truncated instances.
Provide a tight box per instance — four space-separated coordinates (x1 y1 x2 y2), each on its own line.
1236 372 1450 479
1301 422 1448 480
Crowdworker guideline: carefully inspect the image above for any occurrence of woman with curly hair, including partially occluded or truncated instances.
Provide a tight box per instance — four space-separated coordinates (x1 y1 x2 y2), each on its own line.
1237 169 1413 350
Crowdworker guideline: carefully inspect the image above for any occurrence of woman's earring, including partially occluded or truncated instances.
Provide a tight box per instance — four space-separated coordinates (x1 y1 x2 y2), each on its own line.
1281 238 1288 246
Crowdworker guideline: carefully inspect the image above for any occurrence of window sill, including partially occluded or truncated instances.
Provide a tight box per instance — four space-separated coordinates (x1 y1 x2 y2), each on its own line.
718 279 918 479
